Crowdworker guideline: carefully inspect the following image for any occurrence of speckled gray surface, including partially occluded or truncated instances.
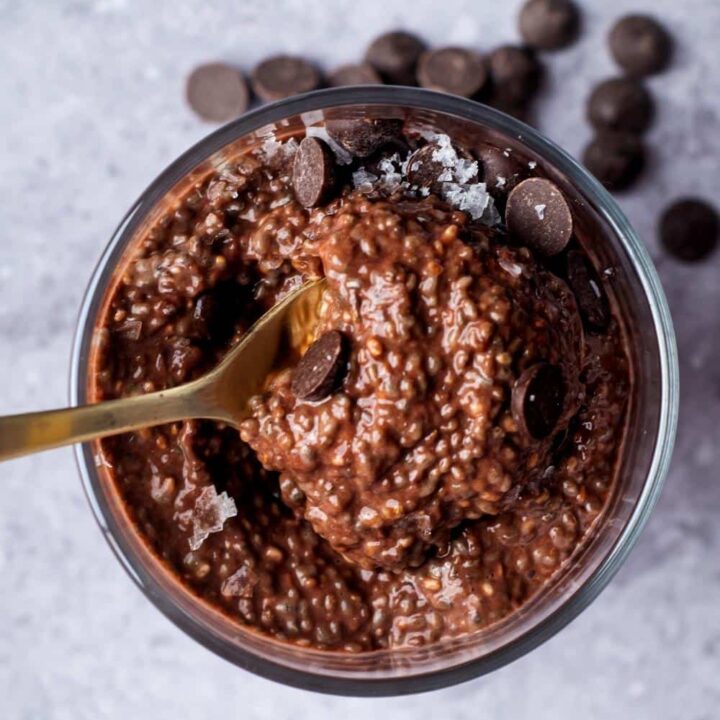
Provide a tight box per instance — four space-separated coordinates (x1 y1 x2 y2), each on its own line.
0 0 718 718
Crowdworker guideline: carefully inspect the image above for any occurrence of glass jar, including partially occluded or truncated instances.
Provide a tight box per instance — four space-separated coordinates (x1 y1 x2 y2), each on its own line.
70 86 678 696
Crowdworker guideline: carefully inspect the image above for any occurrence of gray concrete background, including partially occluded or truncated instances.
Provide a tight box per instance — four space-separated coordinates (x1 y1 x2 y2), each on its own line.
0 0 718 718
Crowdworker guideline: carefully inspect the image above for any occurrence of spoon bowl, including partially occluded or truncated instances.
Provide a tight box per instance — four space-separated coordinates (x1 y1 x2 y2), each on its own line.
0 279 325 462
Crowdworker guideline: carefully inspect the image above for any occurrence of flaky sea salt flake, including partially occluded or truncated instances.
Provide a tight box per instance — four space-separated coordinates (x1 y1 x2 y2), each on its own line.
430 134 458 168
189 485 238 551
352 168 379 190
443 182 496 222
221 564 258 598
534 203 546 220
455 159 479 184
377 156 403 190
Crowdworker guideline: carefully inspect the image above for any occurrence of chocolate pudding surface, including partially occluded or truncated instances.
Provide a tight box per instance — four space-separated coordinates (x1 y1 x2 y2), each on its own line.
91 121 631 652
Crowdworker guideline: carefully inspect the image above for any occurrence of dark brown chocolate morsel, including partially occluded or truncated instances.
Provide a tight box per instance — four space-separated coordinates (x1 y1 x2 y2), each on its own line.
405 141 478 192
518 0 580 51
360 137 411 176
416 47 487 98
328 63 383 87
609 15 672 77
405 143 441 190
587 77 654 134
292 137 337 208
185 63 249 122
365 31 426 85
190 282 248 341
478 145 528 199
582 132 645 191
512 363 565 440
506 178 573 255
487 45 542 107
291 330 348 401
192 292 219 337
660 199 719 262
326 117 403 157
565 250 610 330
250 56 321 102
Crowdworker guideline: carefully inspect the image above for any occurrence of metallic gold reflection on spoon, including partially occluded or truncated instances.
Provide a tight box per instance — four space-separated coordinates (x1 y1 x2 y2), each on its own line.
0 279 326 462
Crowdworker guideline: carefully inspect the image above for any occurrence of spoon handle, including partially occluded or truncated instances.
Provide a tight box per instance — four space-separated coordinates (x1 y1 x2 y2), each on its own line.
0 381 221 462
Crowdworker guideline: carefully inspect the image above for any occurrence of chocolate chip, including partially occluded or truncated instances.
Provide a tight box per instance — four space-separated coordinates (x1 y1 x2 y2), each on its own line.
192 292 219 338
291 330 348 401
478 146 528 199
365 31 426 85
405 144 442 191
405 141 478 193
506 178 573 255
417 48 487 98
512 363 565 440
185 63 249 122
250 56 321 102
660 199 719 262
518 0 580 51
609 15 672 77
360 137 411 177
326 118 403 158
587 77 654 134
582 132 644 191
487 45 543 107
292 137 336 208
565 250 610 330
328 63 383 87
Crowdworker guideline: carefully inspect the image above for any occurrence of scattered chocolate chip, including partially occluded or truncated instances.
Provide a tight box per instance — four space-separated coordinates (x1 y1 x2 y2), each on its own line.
582 132 645 191
659 199 719 262
185 63 249 122
365 31 426 85
292 137 337 208
506 177 573 255
291 330 349 401
417 47 487 98
326 117 403 158
512 363 565 440
608 15 672 77
477 145 528 199
518 0 580 51
250 56 321 102
565 250 610 330
328 63 383 87
587 77 654 134
487 45 543 107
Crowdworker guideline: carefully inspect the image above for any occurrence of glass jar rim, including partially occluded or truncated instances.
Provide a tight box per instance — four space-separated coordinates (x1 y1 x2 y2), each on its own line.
69 86 679 696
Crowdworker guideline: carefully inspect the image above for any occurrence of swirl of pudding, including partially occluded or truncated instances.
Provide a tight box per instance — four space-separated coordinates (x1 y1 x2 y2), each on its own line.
240 191 583 571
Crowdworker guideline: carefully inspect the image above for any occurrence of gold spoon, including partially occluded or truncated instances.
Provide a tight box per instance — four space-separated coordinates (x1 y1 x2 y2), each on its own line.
0 279 325 462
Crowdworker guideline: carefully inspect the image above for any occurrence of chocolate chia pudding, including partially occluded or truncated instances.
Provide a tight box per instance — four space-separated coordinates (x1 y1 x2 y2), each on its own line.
91 116 631 652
